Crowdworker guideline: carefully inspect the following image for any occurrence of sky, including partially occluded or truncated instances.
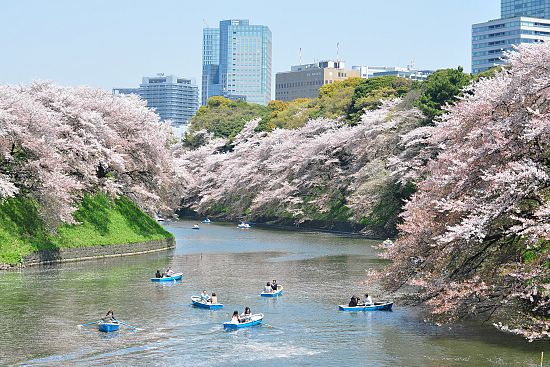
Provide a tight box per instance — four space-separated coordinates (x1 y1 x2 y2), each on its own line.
0 0 501 91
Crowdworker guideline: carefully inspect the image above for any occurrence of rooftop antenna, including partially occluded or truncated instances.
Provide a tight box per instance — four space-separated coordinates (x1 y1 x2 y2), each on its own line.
336 42 340 66
299 47 302 65
203 18 209 28
409 58 416 71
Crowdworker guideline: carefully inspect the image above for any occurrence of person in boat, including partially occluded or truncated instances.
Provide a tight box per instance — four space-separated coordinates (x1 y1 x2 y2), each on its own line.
271 279 278 291
165 267 174 277
102 310 117 323
264 282 273 293
210 293 218 304
349 295 359 307
240 307 251 322
155 270 162 278
231 311 240 324
200 290 210 303
364 293 373 306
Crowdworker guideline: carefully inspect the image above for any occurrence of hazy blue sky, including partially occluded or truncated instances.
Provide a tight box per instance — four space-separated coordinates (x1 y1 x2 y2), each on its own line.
0 0 500 90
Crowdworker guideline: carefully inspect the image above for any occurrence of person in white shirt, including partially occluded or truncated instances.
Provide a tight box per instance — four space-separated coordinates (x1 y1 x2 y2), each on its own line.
231 311 240 324
200 290 210 303
364 293 373 306
165 267 174 277
264 282 272 293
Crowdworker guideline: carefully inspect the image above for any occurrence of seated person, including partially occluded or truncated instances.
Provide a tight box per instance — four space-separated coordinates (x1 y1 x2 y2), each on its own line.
240 307 251 322
364 293 373 306
210 293 218 304
231 311 240 324
102 310 117 323
271 279 278 291
349 296 358 307
155 270 162 278
165 267 174 277
264 282 273 293
200 290 210 302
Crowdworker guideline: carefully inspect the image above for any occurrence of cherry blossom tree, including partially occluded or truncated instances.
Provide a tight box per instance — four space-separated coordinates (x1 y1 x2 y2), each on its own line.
0 82 179 227
380 42 550 340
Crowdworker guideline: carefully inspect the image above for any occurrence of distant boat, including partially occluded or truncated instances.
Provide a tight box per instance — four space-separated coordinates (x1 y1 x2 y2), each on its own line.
191 296 224 310
155 213 165 222
151 273 183 282
223 313 263 330
338 302 393 311
98 321 120 332
202 218 211 224
238 222 251 229
260 285 283 297
192 224 200 230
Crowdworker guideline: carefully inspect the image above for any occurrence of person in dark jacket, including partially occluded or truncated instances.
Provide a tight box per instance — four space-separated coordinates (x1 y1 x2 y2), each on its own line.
271 279 278 291
349 296 358 307
155 270 162 278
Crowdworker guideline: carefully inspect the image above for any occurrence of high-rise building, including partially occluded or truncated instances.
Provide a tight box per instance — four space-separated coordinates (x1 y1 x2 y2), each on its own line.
113 74 199 125
202 19 272 105
275 61 359 101
472 0 550 73
501 0 550 19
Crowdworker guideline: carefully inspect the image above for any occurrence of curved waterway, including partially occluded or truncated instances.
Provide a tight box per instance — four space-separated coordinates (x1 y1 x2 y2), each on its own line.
0 220 546 366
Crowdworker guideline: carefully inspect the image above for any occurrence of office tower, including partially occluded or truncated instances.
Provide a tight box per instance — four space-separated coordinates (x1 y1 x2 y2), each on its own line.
202 19 272 105
275 60 359 102
114 74 199 125
472 0 550 73
501 0 550 19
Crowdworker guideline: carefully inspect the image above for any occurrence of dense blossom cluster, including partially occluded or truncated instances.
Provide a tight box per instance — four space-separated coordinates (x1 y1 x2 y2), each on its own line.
176 101 422 228
381 43 550 340
0 82 178 226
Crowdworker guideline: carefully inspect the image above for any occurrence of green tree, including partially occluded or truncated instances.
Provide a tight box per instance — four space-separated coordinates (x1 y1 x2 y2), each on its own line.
186 97 269 141
415 67 472 122
347 76 415 122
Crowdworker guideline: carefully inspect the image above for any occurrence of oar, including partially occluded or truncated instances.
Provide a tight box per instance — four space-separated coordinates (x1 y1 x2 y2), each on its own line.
118 320 137 330
79 321 97 327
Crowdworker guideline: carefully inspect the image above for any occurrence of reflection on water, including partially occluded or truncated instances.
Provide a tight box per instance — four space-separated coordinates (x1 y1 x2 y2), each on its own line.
0 220 545 366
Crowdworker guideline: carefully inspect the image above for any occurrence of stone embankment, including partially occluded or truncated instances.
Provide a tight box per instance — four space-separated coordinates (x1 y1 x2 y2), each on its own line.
1 237 175 270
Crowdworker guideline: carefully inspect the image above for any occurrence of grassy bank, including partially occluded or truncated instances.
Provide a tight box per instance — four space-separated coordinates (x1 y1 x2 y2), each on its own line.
0 193 173 265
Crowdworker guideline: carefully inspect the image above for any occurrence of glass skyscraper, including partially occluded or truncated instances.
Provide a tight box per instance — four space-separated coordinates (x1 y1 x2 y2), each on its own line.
472 0 550 73
113 74 199 125
202 19 272 106
501 0 550 19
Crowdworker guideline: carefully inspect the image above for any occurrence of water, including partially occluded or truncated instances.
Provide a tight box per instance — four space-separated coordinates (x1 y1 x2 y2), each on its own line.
0 220 546 366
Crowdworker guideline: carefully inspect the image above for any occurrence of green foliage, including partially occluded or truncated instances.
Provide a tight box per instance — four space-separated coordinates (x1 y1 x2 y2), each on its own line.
0 194 172 265
347 76 416 122
360 181 416 236
186 96 269 141
415 67 473 121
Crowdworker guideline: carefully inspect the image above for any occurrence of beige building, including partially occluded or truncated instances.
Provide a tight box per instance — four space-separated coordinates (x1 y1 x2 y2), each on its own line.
275 61 360 102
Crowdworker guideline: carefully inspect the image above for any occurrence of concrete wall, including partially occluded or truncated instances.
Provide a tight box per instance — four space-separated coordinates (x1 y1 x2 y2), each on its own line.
1 238 176 269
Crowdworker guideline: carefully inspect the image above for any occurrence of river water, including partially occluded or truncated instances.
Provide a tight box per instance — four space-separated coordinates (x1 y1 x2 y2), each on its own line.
0 220 546 366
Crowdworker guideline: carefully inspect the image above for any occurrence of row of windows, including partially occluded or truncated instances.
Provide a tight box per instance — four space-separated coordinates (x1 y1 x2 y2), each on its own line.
276 80 323 89
473 20 550 34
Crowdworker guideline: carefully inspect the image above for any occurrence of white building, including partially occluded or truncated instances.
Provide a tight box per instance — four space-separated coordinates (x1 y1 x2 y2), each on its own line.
351 65 433 81
472 17 550 73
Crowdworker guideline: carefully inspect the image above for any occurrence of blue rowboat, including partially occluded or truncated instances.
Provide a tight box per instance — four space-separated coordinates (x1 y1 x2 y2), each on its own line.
260 286 283 297
338 302 393 311
191 296 224 310
98 321 120 332
223 313 263 330
151 273 183 282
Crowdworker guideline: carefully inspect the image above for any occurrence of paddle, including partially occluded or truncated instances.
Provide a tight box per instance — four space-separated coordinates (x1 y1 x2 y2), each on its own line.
118 320 137 330
79 321 97 327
